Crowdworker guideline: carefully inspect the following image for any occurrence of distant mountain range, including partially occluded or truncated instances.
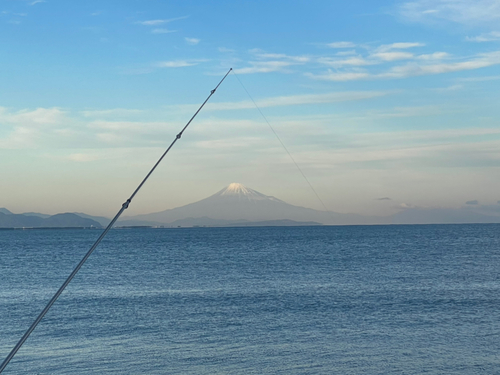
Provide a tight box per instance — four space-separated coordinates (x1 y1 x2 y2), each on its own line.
120 183 500 226
0 210 102 228
2 183 500 228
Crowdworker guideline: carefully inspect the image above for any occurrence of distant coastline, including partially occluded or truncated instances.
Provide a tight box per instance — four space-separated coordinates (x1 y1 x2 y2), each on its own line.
0 226 102 231
3 183 500 228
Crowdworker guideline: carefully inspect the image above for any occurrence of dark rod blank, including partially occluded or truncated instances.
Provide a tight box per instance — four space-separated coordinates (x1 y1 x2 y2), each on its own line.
0 68 232 374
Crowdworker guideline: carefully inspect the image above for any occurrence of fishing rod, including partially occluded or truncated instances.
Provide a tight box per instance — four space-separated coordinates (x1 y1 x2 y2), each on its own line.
0 68 232 374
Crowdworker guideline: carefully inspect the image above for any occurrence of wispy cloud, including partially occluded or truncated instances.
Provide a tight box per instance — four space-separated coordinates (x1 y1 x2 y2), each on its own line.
304 41 455 81
398 0 500 26
234 50 310 74
466 31 500 42
81 109 144 118
307 50 500 81
233 61 297 74
377 42 425 51
155 60 202 68
30 0 45 5
151 28 176 34
185 37 200 45
327 41 356 48
253 52 310 63
0 107 74 149
0 107 66 125
136 16 188 26
317 56 374 68
380 51 500 78
336 50 357 56
432 84 463 92
171 91 390 112
306 71 371 81
457 75 500 82
417 52 450 60
138 19 166 26
371 52 415 61
369 43 424 60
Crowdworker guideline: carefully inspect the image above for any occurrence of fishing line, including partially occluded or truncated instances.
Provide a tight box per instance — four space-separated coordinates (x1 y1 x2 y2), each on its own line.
0 68 232 374
231 71 332 216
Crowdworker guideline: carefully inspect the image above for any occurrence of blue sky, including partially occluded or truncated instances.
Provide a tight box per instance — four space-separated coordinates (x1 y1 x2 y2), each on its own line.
1 0 500 218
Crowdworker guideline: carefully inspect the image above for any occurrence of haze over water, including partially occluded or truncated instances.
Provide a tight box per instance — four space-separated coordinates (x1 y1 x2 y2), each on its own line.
1 224 499 374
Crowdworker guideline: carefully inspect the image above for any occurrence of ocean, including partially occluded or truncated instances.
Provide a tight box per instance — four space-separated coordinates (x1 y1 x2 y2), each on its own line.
1 225 499 374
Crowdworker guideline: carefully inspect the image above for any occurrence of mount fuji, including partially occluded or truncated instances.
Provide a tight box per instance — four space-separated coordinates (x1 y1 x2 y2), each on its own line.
121 183 371 226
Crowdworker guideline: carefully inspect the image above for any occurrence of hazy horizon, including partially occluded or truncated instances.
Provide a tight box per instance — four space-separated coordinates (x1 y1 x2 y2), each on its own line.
2 182 500 226
1 1 500 219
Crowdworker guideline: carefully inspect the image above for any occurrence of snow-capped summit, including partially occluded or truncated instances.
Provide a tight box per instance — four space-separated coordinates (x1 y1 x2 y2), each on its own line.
214 183 278 202
221 183 251 196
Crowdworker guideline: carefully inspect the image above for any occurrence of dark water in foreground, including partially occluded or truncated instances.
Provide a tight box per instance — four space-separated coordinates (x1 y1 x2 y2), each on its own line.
0 225 499 374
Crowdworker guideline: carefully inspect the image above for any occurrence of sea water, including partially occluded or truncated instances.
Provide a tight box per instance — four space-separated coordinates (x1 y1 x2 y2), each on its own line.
0 225 499 374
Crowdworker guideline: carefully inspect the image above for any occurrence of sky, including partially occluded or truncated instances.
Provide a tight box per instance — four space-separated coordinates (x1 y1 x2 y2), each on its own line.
1 0 500 218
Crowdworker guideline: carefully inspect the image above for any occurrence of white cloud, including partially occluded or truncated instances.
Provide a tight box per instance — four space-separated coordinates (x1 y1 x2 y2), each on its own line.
88 120 166 132
305 71 370 81
327 41 356 48
307 50 500 81
233 60 296 74
155 60 200 68
381 51 500 78
152 28 176 34
377 42 425 51
257 53 309 63
336 50 357 56
210 91 389 110
457 75 500 82
318 56 374 67
166 91 390 115
87 120 179 146
138 20 165 26
0 107 74 149
136 16 188 26
81 109 144 118
185 37 200 45
250 50 310 63
417 52 450 60
234 50 310 74
30 0 45 5
399 0 500 25
432 84 463 92
0 107 66 125
466 31 500 42
371 52 415 61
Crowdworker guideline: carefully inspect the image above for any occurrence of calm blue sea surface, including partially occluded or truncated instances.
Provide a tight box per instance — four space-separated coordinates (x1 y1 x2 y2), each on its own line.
1 225 499 374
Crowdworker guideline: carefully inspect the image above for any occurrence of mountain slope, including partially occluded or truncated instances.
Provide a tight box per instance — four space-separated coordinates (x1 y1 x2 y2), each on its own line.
0 212 102 228
123 183 372 225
